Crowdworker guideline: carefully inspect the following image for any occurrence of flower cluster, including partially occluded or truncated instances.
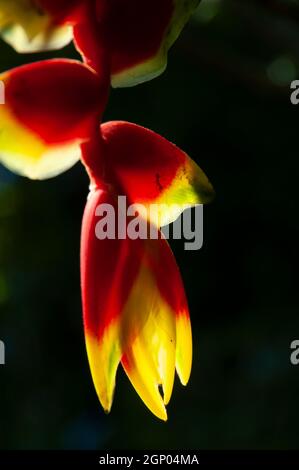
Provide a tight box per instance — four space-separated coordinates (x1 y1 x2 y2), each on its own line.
0 0 214 420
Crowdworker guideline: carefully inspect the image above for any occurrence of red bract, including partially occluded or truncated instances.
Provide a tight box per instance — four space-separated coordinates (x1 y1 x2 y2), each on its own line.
100 121 214 225
5 60 107 144
0 60 108 178
75 0 201 86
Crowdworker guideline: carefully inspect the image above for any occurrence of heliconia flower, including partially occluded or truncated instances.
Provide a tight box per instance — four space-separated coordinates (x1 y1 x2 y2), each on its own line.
80 121 214 419
0 57 214 418
0 0 83 52
0 59 108 179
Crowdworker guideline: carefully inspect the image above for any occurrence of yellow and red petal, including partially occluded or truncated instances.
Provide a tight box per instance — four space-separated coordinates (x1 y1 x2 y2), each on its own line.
121 234 191 419
81 188 192 419
81 189 145 412
0 59 107 179
99 121 214 226
0 0 78 52
175 310 192 386
120 256 176 420
145 233 192 386
74 0 200 87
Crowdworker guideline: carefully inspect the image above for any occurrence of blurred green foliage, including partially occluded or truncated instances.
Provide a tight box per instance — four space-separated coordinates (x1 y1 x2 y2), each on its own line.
0 0 299 450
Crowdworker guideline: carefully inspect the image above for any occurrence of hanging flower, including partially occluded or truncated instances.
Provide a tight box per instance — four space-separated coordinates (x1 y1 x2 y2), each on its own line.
0 59 214 419
81 121 214 420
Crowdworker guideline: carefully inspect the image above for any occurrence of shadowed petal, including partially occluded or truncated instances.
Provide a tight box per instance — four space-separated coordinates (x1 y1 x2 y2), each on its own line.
73 0 201 87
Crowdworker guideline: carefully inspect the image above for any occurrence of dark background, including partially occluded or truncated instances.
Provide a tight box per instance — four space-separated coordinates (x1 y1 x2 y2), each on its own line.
0 0 298 449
